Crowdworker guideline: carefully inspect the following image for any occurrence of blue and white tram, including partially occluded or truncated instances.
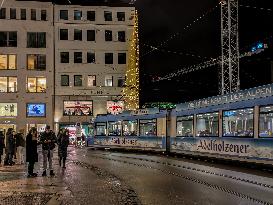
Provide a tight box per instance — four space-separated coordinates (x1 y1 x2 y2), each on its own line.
92 108 167 151
170 83 273 165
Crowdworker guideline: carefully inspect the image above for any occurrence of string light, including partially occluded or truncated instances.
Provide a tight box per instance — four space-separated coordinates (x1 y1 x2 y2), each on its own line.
122 10 139 110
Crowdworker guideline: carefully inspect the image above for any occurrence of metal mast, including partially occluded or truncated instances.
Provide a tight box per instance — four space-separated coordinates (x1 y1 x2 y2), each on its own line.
220 0 240 94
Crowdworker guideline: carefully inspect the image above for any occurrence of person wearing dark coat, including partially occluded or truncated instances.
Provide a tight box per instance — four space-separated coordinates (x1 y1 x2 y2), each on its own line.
58 129 70 168
26 127 38 177
0 131 5 165
4 128 15 166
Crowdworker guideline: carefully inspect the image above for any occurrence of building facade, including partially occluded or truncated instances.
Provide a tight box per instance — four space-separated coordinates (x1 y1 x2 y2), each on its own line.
0 0 135 134
0 0 54 134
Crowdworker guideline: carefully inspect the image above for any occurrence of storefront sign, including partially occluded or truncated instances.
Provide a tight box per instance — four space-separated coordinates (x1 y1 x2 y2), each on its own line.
0 103 17 117
176 84 273 111
171 137 273 160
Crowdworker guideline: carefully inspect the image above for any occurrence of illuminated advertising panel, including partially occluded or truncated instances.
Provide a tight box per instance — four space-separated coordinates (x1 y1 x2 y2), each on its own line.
107 101 124 115
63 101 93 116
26 103 46 117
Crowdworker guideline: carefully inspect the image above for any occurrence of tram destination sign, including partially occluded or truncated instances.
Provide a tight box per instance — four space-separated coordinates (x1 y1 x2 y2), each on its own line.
176 84 273 111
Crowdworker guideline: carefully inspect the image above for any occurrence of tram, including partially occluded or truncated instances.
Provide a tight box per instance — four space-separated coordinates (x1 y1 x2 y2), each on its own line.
91 83 273 165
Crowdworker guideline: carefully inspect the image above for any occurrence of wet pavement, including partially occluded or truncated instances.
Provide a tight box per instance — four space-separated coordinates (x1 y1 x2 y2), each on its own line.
1 147 273 205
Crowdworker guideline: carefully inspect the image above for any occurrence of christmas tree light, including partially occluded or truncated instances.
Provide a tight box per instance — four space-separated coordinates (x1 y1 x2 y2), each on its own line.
123 10 139 110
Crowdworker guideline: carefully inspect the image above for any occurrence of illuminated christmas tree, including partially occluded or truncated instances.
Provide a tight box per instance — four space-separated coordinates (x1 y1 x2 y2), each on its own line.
123 10 139 110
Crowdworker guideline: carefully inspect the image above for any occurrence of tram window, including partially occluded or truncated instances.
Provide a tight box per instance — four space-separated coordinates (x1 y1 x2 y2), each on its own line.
123 120 138 136
196 113 219 137
108 121 122 136
176 116 193 137
139 119 156 136
223 108 254 137
95 123 106 136
259 106 273 138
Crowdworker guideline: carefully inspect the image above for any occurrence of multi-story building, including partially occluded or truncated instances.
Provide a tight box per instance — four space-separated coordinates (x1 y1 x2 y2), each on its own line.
0 0 54 134
0 0 135 134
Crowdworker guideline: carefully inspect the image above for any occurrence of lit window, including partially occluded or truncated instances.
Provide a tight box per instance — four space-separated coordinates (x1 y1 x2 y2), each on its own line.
196 113 219 137
123 120 137 136
0 77 17 93
74 10 82 20
177 116 194 137
140 119 156 136
87 75 96 87
259 106 273 138
223 108 254 137
105 75 113 87
104 11 112 21
0 54 16 70
27 54 46 70
108 121 122 136
0 103 17 117
27 77 46 93
96 122 106 136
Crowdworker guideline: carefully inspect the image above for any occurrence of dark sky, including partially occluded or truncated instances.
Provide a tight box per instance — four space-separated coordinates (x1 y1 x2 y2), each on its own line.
133 0 273 105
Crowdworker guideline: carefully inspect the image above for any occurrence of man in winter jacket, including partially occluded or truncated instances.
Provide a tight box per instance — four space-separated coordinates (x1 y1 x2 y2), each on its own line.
39 125 57 176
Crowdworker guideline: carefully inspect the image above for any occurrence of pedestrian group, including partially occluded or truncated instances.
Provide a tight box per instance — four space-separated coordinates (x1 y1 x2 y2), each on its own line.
0 125 70 178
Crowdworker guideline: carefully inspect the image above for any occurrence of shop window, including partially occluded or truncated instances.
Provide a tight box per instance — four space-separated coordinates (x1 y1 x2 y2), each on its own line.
0 77 17 93
223 108 254 137
41 10 47 21
27 77 46 93
0 31 17 47
104 11 112 21
259 106 273 137
105 53 113 64
177 116 193 137
60 29 68 40
74 29 82 41
105 75 113 87
74 52 82 63
108 121 122 136
107 101 124 115
139 119 156 136
27 32 46 48
31 9 36 20
87 30 95 41
74 10 82 20
60 52 69 63
10 8 16 19
87 75 96 87
0 103 17 117
74 75 82 86
105 30 112 41
117 12 125 21
123 120 137 136
96 122 106 136
61 75 69 86
118 31 126 42
27 54 46 70
87 11 95 21
118 53 126 64
0 54 16 70
21 9 26 20
87 52 95 63
60 10 68 20
196 113 219 137
0 8 6 19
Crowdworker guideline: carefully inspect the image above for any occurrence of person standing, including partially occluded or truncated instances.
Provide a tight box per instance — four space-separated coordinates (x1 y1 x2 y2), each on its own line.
26 127 38 177
0 131 5 165
40 125 57 176
4 128 15 166
58 129 70 168
16 129 26 164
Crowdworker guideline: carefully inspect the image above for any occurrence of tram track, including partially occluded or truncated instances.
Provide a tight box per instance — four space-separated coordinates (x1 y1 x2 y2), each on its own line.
89 152 273 205
96 152 273 190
